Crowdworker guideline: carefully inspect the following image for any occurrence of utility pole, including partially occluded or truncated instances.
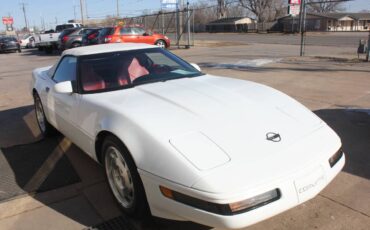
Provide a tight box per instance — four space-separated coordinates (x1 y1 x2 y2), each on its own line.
80 0 85 24
85 0 88 19
73 5 77 22
116 0 120 17
20 2 29 31
299 0 306 56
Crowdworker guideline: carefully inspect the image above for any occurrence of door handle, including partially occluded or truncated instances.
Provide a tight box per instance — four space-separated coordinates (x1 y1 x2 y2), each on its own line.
45 87 50 93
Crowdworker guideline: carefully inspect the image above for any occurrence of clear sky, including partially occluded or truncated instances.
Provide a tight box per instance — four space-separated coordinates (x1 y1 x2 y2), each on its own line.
1 0 369 30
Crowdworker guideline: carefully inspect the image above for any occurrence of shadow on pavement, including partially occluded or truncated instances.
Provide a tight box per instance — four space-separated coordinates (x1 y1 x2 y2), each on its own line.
0 105 40 147
0 105 209 230
198 62 370 73
314 108 370 180
19 48 60 57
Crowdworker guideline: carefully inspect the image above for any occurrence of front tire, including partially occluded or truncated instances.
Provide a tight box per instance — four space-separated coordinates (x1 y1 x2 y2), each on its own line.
102 135 150 218
33 93 54 136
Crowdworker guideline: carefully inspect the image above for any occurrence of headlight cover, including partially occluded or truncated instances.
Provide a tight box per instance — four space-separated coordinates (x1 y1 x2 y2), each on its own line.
160 186 280 215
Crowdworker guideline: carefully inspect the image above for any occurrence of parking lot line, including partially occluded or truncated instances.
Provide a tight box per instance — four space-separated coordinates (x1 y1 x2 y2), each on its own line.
23 138 72 192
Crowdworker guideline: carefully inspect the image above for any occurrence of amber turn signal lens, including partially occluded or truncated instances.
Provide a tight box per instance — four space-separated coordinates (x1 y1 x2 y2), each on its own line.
159 186 174 199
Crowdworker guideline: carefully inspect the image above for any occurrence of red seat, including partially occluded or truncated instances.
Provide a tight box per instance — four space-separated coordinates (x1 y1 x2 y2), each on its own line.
117 57 149 86
81 63 106 91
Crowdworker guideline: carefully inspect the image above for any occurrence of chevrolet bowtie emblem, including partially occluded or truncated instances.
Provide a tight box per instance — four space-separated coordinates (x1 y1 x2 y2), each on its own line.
266 132 281 142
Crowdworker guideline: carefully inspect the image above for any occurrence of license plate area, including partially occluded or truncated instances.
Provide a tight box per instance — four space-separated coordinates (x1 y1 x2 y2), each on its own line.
294 166 326 202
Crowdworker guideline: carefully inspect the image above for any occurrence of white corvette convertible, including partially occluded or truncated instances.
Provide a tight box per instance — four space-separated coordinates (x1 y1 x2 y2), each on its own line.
31 43 345 229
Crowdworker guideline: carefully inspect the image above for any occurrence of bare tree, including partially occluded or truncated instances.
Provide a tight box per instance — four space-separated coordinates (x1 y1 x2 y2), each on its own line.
192 1 218 25
217 0 227 19
239 0 286 22
227 2 249 18
306 0 345 13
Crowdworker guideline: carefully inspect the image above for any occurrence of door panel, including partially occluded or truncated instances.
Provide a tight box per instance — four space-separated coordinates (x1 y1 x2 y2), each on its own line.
39 75 57 125
50 56 81 140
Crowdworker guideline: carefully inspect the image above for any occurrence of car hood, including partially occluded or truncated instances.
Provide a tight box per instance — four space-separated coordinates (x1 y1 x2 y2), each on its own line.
92 75 338 191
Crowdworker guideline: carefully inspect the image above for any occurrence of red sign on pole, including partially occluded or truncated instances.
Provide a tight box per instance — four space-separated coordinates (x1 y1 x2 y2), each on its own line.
289 0 301 4
2 17 14 25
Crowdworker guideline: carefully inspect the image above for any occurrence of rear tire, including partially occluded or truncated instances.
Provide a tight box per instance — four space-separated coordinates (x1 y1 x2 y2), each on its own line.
71 42 81 48
155 40 166 49
102 135 150 219
33 93 55 137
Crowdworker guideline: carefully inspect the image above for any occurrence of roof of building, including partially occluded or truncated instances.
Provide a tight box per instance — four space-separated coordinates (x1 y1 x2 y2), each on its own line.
280 12 370 21
312 12 370 20
208 17 254 25
62 43 156 57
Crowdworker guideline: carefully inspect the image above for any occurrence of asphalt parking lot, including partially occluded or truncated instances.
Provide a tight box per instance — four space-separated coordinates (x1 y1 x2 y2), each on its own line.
0 35 369 230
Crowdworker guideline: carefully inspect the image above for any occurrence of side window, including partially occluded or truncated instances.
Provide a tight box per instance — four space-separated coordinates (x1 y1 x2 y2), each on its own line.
53 57 77 83
120 28 132 35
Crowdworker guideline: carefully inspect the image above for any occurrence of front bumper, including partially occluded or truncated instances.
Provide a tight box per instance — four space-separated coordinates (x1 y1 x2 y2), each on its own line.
139 152 345 229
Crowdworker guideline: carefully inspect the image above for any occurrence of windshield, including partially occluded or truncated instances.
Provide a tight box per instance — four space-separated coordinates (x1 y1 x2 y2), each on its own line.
79 48 203 93
131 27 145 35
0 37 16 42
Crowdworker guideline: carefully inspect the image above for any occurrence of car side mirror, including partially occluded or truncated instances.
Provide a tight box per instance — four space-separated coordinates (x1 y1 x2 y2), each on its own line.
54 81 73 94
190 63 201 72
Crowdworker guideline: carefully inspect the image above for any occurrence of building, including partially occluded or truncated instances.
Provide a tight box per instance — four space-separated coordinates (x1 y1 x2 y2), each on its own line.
279 12 370 32
206 17 256 33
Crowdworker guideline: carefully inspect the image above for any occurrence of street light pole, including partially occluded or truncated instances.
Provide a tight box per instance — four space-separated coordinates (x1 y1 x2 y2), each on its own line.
117 0 120 17
80 0 85 25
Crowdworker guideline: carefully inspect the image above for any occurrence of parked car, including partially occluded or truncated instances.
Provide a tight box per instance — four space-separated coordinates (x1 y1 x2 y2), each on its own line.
36 23 83 54
92 27 114 44
20 34 35 48
103 26 170 48
82 28 105 46
58 27 99 51
0 36 21 53
31 43 344 229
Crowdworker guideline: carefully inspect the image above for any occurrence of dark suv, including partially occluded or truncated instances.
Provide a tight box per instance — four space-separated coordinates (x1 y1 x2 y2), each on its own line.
0 36 21 53
82 27 114 46
58 27 98 51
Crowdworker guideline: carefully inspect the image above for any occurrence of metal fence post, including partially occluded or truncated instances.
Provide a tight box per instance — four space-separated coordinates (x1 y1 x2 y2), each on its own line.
300 0 306 57
186 2 191 48
367 31 370 61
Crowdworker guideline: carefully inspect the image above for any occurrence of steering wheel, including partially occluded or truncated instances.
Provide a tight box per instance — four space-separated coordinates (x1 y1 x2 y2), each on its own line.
151 64 172 74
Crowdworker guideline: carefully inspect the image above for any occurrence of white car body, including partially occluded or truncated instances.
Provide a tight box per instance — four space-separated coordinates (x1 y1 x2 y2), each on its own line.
20 34 35 48
36 23 83 51
31 43 345 229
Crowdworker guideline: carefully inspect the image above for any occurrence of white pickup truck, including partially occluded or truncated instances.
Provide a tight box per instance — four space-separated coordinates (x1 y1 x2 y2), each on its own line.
36 23 83 54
